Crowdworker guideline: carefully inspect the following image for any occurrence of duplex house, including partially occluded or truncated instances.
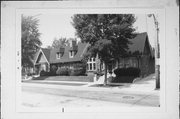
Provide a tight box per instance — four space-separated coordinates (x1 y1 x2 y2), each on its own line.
33 32 155 77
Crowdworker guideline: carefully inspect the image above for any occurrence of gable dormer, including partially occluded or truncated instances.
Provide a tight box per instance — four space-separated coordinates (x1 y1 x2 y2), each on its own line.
69 40 78 58
56 46 65 59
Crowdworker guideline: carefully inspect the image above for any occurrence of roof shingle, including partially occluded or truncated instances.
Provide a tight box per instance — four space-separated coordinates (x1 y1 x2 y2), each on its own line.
49 42 88 64
34 32 154 65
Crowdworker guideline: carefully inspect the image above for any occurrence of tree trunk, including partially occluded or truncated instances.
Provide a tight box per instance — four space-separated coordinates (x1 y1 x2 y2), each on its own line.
104 63 108 86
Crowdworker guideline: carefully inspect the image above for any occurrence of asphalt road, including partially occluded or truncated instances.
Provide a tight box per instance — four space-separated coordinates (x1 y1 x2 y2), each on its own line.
21 82 159 108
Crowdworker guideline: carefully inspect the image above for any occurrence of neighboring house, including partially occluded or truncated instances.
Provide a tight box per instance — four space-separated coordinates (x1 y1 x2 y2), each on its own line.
110 32 155 77
33 32 155 77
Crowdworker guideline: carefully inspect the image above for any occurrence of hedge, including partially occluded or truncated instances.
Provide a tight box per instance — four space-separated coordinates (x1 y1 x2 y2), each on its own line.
40 70 49 76
69 67 86 76
50 65 58 76
112 76 135 83
114 67 140 77
56 67 69 76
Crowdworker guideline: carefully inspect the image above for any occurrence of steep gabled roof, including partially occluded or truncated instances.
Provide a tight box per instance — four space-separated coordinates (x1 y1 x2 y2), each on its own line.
33 48 50 65
128 32 147 54
41 48 51 62
128 32 154 57
34 32 154 65
49 42 88 64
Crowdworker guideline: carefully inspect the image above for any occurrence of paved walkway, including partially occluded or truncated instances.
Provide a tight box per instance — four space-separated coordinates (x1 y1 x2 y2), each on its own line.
114 74 158 93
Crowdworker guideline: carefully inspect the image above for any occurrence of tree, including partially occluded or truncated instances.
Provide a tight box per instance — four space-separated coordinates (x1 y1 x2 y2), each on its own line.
47 37 70 49
72 14 136 85
21 15 42 70
52 37 68 48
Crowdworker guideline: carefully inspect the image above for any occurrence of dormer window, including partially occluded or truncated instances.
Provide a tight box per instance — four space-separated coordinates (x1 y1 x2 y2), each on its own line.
69 40 78 58
69 51 74 58
56 52 63 59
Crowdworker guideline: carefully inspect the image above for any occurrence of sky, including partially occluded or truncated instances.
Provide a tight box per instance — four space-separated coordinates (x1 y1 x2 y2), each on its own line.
23 13 158 48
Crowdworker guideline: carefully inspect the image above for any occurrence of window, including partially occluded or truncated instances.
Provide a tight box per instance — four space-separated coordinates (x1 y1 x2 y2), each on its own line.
69 51 73 58
90 63 92 70
93 63 96 70
56 52 61 59
87 57 97 71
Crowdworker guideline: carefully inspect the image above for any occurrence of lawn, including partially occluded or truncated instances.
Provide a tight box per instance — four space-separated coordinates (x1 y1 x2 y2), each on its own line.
31 75 94 82
24 81 86 86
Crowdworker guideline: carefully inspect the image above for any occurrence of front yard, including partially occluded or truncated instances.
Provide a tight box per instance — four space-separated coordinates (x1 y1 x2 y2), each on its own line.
29 74 94 82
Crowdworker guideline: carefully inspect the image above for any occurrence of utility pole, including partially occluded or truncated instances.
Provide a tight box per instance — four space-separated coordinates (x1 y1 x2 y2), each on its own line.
148 14 160 89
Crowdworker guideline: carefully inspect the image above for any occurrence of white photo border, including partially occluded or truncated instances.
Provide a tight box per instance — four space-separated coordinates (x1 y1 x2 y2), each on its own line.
1 1 179 119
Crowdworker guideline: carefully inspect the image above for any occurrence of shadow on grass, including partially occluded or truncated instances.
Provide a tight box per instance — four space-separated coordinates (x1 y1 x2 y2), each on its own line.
89 84 124 88
23 75 94 82
32 76 50 80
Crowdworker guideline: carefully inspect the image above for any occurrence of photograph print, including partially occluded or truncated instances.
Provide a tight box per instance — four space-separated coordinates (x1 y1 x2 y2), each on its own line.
20 12 161 111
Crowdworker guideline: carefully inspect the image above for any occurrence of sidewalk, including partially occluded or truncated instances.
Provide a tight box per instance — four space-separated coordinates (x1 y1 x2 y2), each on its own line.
22 73 159 95
22 74 159 108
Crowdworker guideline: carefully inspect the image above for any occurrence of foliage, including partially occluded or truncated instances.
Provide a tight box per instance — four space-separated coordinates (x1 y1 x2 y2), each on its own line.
51 37 68 49
114 67 140 77
113 67 140 83
69 67 86 76
112 76 135 83
40 70 49 76
69 63 87 76
56 67 69 76
48 37 76 49
73 62 86 69
50 65 58 75
21 15 42 67
72 14 137 85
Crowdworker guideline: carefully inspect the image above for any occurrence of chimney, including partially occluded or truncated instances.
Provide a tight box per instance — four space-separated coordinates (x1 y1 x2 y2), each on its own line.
69 40 76 47
59 46 65 53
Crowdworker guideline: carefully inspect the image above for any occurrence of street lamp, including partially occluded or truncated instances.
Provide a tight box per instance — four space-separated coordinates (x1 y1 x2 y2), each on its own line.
148 14 160 89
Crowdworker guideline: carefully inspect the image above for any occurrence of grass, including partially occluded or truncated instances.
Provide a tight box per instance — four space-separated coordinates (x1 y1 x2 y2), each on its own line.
24 81 86 86
89 84 123 88
31 75 94 82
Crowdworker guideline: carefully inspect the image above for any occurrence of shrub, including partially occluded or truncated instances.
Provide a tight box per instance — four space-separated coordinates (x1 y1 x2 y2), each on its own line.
56 67 69 76
47 71 56 76
50 65 58 75
113 67 140 83
114 68 126 76
68 63 87 76
127 67 141 77
112 76 135 83
40 70 49 76
73 63 86 69
114 67 140 77
69 67 86 76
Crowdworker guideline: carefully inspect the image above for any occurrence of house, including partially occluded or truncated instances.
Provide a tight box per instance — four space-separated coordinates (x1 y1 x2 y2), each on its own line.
110 32 155 77
33 41 93 74
33 32 155 77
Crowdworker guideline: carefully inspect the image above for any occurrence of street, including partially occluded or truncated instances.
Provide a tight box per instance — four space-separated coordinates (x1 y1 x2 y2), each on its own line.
21 80 159 108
